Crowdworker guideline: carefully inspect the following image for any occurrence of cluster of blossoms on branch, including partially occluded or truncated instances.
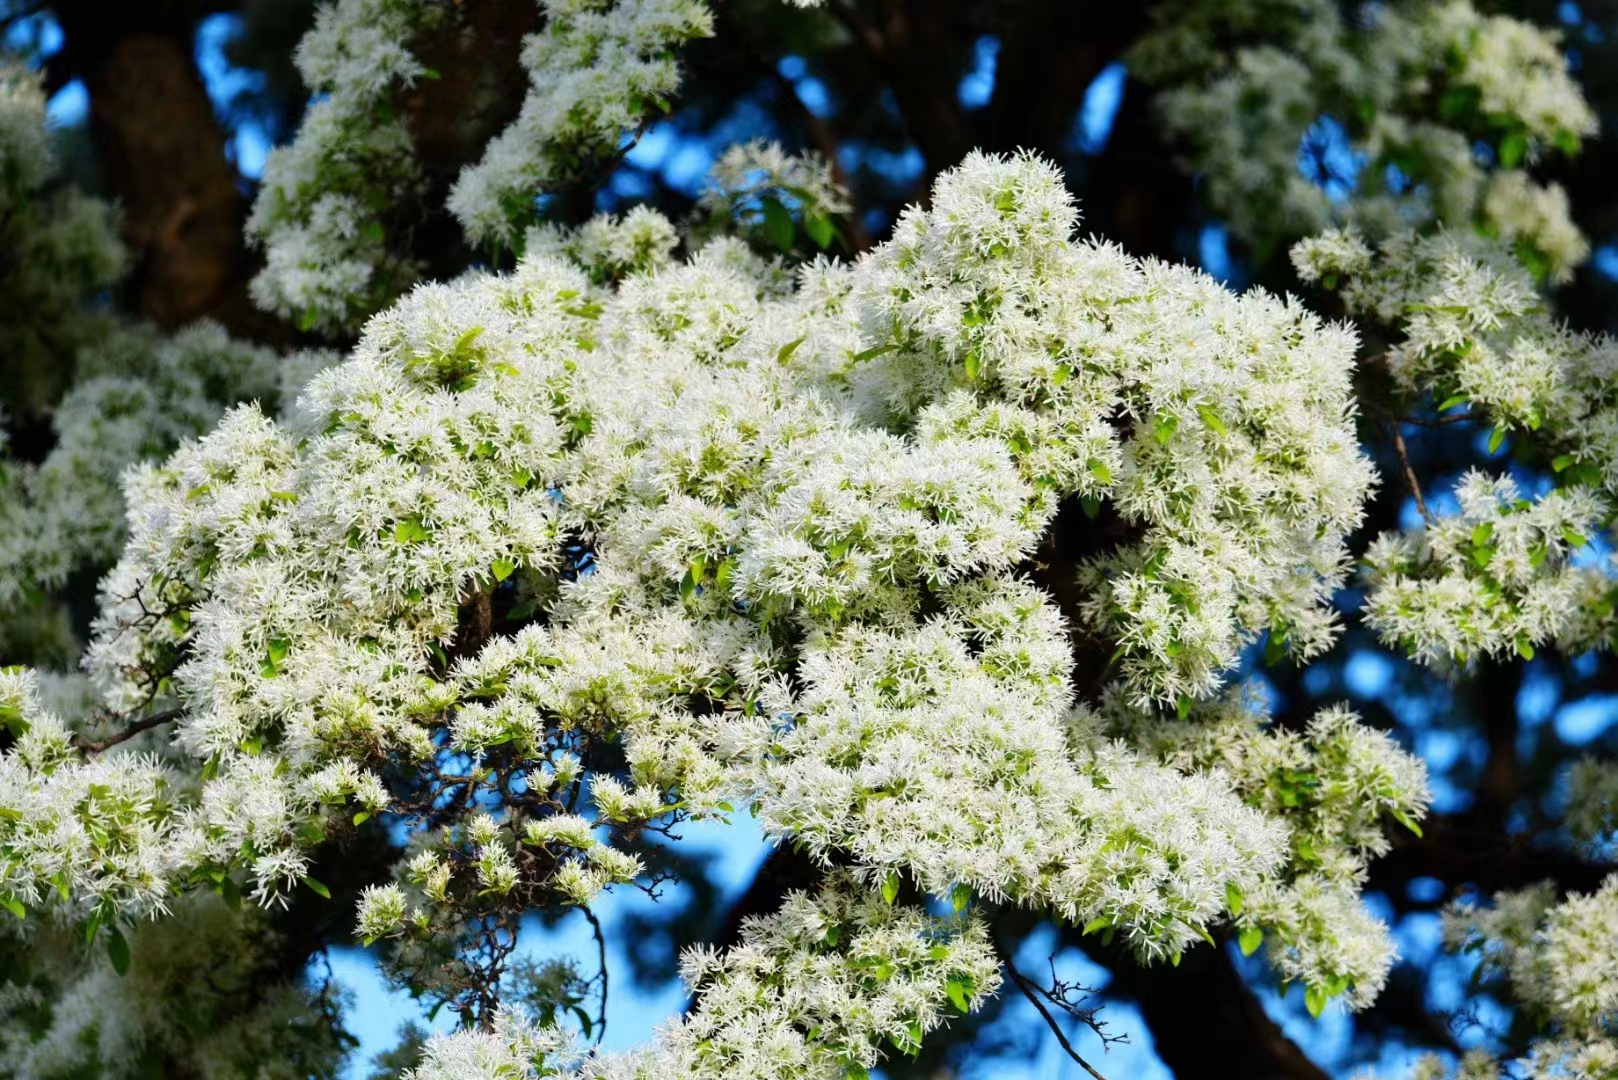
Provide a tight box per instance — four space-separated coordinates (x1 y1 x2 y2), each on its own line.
1 150 1431 1072
1386 877 1618 1080
8 0 1618 1070
1268 9 1618 1059
1292 229 1618 670
1137 0 1594 279
253 0 827 333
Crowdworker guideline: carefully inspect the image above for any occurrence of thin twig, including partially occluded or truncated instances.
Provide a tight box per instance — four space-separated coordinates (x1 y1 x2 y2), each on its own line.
1388 421 1434 526
1006 964 1110 1080
582 905 609 1045
1395 412 1478 428
72 708 182 754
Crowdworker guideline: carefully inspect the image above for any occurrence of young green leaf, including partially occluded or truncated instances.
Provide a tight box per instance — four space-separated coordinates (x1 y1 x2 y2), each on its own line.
107 926 131 976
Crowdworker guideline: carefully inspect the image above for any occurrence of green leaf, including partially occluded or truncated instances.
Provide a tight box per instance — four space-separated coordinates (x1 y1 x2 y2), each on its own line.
107 927 131 976
573 1005 593 1040
761 197 795 250
1087 459 1112 485
394 516 431 544
353 810 372 826
1082 916 1112 935
0 894 24 920
951 883 972 913
804 211 835 249
945 976 972 1013
1472 522 1494 549
1196 404 1228 436
1225 881 1244 918
776 336 806 365
1176 694 1193 720
1437 393 1469 412
1515 635 1536 661
303 876 332 900
1563 525 1589 549
1499 131 1529 169
1305 984 1327 1019
1391 808 1424 838
852 342 897 362
1153 413 1179 445
1553 454 1576 473
882 870 901 906
1238 926 1263 956
1488 427 1507 455
1080 495 1101 519
492 557 517 583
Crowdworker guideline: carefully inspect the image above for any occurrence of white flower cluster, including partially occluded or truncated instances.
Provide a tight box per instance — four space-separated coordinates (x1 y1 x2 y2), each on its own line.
0 892 351 1079
695 140 851 253
0 324 294 611
408 1005 578 1080
0 667 178 919
1295 229 1618 472
2 154 1417 1064
447 0 715 249
1482 171 1588 285
1364 471 1611 667
1429 878 1618 1078
852 153 1374 705
525 205 680 284
246 0 442 333
0 58 124 384
1136 0 1595 271
1294 229 1618 666
253 1 837 332
1093 691 1430 1011
737 586 1287 962
1434 0 1598 146
414 874 1000 1080
1567 758 1618 851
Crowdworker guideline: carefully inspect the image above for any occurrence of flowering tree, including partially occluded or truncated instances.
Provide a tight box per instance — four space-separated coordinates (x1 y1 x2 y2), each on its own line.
0 1 1616 1078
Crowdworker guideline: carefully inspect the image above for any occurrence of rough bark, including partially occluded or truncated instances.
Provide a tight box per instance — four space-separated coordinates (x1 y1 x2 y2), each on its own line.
1081 938 1332 1080
49 4 257 333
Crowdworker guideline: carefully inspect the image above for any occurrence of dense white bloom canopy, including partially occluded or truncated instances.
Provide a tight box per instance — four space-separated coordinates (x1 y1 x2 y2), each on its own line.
1 151 1430 1074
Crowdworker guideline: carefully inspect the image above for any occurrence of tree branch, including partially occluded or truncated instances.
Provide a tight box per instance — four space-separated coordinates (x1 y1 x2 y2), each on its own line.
1005 962 1111 1080
72 707 182 754
583 904 609 1045
1387 420 1435 526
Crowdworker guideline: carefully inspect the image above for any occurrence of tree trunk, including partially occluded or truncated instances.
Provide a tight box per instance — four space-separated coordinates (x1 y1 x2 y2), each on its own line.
49 4 257 334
